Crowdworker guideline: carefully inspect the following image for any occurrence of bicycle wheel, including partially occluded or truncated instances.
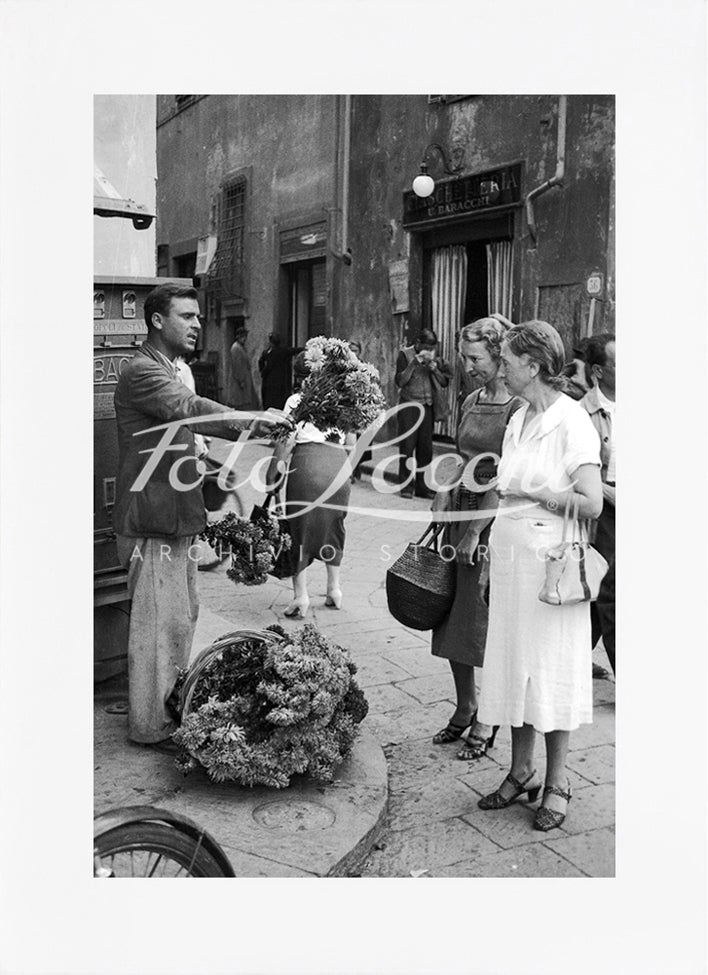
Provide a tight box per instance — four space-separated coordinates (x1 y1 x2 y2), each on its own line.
94 822 229 877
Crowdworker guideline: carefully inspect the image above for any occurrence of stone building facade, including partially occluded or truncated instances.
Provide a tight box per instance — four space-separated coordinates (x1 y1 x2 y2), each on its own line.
155 94 614 426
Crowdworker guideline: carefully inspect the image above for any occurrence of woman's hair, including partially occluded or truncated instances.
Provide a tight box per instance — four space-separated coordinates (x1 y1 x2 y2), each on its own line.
506 320 567 390
292 350 310 390
459 317 508 361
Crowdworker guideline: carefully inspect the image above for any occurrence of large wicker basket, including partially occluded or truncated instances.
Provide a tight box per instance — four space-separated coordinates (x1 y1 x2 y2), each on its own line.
386 523 456 630
178 629 281 719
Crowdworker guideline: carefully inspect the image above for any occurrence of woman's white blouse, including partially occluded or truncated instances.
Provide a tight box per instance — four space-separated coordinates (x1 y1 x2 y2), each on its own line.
283 393 345 445
496 393 601 507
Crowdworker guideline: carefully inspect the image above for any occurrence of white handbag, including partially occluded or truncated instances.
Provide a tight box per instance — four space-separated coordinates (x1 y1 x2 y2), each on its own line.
538 495 609 606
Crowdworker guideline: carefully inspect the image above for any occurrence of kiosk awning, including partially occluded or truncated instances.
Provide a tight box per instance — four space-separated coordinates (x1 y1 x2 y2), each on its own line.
94 165 154 230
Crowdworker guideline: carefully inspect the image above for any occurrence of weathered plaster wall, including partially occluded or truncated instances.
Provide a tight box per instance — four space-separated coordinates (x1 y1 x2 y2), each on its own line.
339 94 614 406
156 95 614 413
157 95 338 350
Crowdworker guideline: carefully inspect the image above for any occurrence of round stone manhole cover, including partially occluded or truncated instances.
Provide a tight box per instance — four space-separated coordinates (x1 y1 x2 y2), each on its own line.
252 799 336 832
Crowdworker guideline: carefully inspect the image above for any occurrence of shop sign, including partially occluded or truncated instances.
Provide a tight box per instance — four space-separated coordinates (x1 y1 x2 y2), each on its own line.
93 320 147 335
388 260 409 313
94 354 132 386
94 391 117 420
402 163 522 228
586 271 604 297
280 221 327 263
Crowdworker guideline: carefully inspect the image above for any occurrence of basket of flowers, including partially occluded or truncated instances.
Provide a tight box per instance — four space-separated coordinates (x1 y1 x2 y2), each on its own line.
270 336 386 442
172 624 369 788
199 510 291 586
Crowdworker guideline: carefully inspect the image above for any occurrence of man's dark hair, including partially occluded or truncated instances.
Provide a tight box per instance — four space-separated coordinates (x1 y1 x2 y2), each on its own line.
416 328 438 348
583 332 615 370
144 284 198 330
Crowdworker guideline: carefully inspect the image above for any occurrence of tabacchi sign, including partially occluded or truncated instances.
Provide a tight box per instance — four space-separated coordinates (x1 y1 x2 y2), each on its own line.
402 163 523 228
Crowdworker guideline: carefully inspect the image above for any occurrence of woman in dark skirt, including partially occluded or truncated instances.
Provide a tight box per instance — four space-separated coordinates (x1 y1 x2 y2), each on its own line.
431 318 522 760
267 353 351 619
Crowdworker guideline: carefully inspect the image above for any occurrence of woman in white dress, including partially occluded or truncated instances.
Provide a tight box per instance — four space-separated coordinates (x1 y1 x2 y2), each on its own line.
475 321 603 831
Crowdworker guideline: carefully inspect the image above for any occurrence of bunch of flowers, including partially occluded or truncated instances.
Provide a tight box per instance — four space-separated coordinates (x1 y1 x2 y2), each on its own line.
200 511 290 586
172 624 369 788
273 336 386 442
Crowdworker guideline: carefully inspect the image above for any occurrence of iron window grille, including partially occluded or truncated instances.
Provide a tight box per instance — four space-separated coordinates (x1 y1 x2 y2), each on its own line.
208 178 247 298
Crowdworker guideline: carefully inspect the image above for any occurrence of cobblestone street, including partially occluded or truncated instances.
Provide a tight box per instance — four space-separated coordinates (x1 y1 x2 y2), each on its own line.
196 440 615 877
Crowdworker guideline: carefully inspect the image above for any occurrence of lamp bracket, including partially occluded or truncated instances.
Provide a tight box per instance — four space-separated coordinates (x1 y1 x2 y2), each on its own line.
420 142 465 175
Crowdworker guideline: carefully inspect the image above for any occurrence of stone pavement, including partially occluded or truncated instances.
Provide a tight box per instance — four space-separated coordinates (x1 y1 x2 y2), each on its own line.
95 438 615 877
199 438 615 877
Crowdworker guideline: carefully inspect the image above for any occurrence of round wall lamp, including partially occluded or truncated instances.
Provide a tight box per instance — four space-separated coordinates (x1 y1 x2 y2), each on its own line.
412 143 465 197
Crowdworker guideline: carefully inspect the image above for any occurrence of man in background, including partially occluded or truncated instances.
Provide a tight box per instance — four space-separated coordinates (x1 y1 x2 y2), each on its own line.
228 325 260 410
258 333 302 409
394 328 452 500
581 332 616 675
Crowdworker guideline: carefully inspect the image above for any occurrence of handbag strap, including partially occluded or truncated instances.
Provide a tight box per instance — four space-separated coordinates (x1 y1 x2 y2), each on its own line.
416 521 444 551
561 493 581 544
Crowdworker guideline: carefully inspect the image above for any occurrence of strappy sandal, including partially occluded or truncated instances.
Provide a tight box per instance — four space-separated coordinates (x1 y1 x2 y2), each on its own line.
456 724 499 761
477 769 542 810
432 711 476 745
533 783 572 831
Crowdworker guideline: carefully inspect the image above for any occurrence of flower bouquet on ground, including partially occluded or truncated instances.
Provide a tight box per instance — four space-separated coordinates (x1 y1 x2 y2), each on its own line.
271 336 386 442
172 624 369 788
199 510 291 586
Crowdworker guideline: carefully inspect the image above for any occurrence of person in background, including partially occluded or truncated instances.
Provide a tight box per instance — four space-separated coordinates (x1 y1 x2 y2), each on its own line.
347 339 368 482
562 338 592 401
258 333 302 409
581 332 616 675
474 320 603 832
430 318 522 760
228 325 260 410
266 352 352 619
394 328 452 499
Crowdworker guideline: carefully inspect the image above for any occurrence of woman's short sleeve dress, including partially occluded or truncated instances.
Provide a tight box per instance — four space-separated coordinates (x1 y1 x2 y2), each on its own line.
431 389 522 667
476 394 602 732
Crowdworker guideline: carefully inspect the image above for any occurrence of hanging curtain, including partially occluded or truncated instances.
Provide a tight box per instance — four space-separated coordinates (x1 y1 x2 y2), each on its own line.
431 244 467 439
486 240 514 320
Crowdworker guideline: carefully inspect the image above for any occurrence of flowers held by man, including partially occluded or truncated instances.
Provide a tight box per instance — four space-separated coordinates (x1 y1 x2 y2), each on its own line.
199 510 290 586
271 336 386 442
172 624 369 788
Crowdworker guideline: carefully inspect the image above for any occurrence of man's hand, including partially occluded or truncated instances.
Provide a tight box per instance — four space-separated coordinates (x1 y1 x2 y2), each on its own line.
250 410 294 439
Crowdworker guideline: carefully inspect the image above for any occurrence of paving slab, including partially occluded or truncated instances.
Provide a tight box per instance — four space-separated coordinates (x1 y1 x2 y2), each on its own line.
437 842 587 878
543 826 616 877
565 744 615 785
360 817 499 877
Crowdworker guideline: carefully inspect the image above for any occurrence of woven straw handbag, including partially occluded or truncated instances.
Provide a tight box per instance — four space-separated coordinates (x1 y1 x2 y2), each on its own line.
538 495 609 606
386 522 456 630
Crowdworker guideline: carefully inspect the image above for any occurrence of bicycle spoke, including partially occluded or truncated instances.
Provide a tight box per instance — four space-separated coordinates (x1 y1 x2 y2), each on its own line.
147 853 164 877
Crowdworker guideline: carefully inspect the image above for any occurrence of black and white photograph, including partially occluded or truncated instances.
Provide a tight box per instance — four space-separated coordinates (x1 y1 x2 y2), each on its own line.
0 1 705 974
93 92 617 880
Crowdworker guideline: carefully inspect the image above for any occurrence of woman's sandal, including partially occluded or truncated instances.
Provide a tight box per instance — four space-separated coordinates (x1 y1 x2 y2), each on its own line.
477 769 542 810
432 711 477 745
456 724 500 761
533 783 572 831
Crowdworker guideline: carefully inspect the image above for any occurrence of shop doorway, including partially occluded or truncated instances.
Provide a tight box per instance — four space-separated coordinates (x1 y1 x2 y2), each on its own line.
285 259 327 348
424 237 514 437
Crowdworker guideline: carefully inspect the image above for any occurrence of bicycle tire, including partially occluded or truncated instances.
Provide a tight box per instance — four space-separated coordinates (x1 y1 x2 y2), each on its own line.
94 822 229 877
